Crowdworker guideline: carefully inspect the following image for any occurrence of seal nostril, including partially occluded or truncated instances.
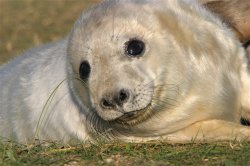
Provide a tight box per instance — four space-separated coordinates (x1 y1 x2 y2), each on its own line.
119 91 127 102
101 98 115 109
118 89 129 104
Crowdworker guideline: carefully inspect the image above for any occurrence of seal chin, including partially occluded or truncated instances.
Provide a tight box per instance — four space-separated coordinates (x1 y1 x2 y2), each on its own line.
95 102 153 125
114 103 153 126
96 109 124 121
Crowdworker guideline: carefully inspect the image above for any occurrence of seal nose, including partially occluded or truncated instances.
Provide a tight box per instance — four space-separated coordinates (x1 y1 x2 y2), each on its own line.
100 89 130 109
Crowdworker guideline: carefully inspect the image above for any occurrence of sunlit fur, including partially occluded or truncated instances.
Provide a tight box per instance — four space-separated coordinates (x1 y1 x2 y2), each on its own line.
0 0 250 144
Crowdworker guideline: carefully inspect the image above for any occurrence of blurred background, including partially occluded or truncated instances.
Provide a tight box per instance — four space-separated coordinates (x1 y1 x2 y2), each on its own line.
0 0 99 64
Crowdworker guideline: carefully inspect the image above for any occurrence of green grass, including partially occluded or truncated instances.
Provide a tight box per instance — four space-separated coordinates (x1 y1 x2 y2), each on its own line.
1 141 250 165
0 0 250 165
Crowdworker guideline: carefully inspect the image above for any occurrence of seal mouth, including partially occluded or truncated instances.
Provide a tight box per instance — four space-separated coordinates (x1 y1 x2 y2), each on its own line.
114 103 153 126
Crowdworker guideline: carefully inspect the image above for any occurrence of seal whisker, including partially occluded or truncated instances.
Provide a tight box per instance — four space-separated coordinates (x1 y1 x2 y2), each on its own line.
110 8 117 41
151 97 178 109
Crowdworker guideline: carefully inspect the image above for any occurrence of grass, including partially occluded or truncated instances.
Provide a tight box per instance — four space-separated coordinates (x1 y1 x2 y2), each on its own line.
0 0 250 165
1 141 250 165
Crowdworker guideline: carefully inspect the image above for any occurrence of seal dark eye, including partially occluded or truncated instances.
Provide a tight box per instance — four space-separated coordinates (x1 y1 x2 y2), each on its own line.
79 61 91 80
125 39 145 57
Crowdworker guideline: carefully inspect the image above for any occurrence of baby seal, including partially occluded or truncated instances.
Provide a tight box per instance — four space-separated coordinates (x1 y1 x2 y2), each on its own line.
0 0 250 144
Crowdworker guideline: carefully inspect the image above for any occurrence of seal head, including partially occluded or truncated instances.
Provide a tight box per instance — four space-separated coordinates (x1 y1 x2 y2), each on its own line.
67 0 245 139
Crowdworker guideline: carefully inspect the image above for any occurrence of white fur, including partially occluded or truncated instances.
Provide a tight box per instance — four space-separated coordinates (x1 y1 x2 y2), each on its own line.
0 40 88 143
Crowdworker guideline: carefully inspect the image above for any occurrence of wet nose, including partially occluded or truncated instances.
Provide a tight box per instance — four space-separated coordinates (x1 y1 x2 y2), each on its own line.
100 89 130 109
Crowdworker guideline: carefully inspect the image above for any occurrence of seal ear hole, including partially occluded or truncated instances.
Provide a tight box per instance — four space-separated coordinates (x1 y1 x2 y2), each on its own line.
79 61 91 80
125 39 145 57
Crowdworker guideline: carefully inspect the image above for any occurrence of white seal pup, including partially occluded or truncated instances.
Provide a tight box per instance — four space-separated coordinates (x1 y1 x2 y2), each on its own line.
0 0 250 144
